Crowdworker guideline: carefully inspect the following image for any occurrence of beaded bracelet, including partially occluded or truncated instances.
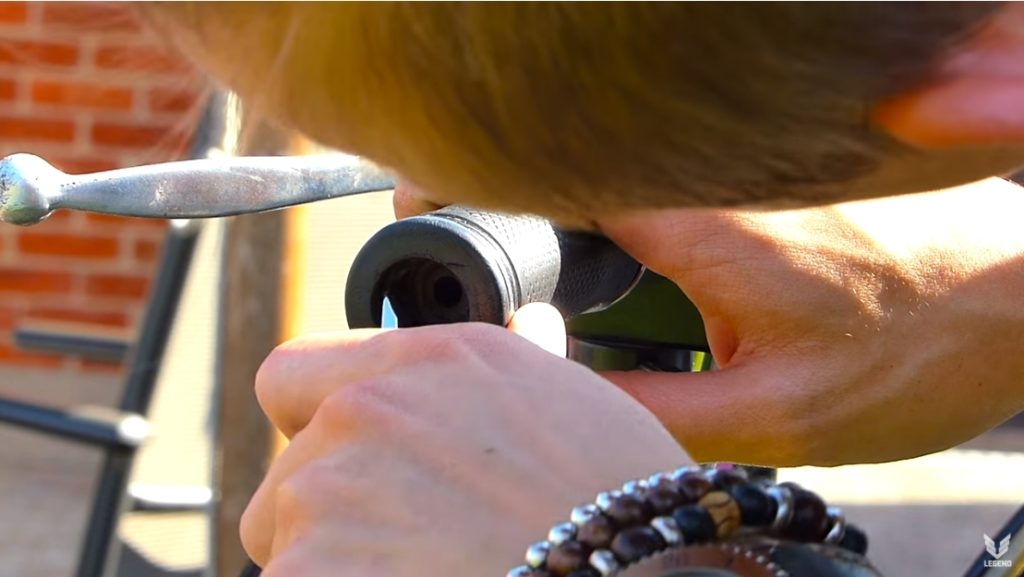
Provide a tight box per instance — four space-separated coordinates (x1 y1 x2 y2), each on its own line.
507 465 868 577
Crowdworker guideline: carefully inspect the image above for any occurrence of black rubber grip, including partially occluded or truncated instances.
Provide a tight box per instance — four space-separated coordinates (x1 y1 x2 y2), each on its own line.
345 206 643 328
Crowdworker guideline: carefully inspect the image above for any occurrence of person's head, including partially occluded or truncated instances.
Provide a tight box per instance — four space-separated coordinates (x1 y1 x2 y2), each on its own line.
144 2 1024 224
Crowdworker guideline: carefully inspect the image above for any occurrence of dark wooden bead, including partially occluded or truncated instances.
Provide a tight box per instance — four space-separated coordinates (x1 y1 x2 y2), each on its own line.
610 526 667 564
644 485 684 516
522 571 555 577
546 541 591 576
839 524 869 555
779 488 829 542
603 493 652 528
566 569 600 577
671 504 716 543
577 513 617 549
729 484 776 527
673 472 713 504
708 468 748 490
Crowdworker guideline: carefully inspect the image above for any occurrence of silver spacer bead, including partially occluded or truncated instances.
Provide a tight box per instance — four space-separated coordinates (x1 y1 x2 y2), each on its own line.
766 485 795 532
622 479 649 495
508 565 535 577
571 503 602 526
596 490 624 512
525 541 551 568
548 522 577 545
650 516 684 545
589 549 622 577
824 506 847 544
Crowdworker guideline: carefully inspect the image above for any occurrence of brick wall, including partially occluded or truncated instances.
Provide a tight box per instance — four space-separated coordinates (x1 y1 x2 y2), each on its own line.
0 2 204 373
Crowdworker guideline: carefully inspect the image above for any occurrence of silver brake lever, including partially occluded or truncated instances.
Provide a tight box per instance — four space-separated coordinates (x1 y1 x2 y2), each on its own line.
0 153 395 226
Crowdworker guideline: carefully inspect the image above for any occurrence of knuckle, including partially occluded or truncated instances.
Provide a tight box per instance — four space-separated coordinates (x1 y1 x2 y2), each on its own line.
315 380 394 431
274 464 330 524
238 507 267 566
253 342 301 414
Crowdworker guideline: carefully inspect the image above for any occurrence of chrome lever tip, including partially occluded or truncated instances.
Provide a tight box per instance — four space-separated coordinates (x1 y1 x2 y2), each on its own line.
0 153 62 226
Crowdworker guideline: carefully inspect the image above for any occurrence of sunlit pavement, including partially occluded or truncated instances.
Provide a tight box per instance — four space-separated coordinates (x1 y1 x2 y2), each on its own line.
780 427 1024 576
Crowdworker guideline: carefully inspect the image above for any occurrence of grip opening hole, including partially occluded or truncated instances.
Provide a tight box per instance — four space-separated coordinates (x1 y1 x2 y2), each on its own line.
375 258 469 326
433 275 463 308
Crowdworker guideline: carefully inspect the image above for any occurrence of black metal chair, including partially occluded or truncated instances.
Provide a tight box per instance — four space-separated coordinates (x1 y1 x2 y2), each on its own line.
0 93 229 577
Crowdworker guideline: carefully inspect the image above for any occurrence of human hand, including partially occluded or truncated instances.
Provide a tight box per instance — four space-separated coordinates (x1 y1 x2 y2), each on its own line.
243 303 692 575
595 178 1024 466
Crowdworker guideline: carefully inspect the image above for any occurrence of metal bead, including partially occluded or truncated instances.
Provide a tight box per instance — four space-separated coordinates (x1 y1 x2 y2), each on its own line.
596 490 624 512
571 504 602 526
621 479 649 496
508 566 537 577
526 541 552 568
766 485 794 532
824 506 847 544
650 516 684 545
588 549 621 577
548 522 578 545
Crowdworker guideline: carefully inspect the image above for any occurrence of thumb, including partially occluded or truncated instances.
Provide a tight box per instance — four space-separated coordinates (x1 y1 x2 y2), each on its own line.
602 360 801 466
507 302 567 358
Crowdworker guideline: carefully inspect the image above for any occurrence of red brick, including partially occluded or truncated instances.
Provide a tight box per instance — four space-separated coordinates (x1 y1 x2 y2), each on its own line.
18 232 120 259
0 343 64 368
34 209 75 226
84 212 169 229
148 87 199 113
0 39 78 67
95 44 192 74
0 268 73 293
91 122 183 148
0 77 15 101
0 116 75 142
0 2 28 24
51 157 121 174
26 307 129 328
0 306 16 330
134 238 161 262
32 79 133 110
85 274 149 298
41 2 141 32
